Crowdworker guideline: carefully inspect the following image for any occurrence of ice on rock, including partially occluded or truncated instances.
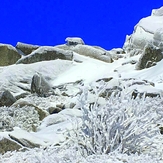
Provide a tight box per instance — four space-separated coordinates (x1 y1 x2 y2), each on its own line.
124 6 163 54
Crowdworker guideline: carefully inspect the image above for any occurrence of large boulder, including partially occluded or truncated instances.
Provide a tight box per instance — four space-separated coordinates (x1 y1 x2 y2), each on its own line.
0 44 21 66
16 46 73 64
0 90 17 107
72 44 113 63
16 42 39 55
31 73 54 97
136 44 163 70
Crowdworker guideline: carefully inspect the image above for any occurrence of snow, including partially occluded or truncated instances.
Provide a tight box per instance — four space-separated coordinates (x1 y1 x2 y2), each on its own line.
137 15 163 34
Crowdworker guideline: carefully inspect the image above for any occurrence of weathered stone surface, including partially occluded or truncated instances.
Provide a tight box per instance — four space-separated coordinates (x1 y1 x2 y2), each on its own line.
31 73 54 97
0 90 17 107
16 46 73 64
0 44 21 66
0 137 22 154
136 44 163 70
16 42 39 55
65 37 85 45
72 45 113 63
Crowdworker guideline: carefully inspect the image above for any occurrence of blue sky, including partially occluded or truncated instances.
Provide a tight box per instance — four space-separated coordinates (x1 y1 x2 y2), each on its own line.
0 1 162 50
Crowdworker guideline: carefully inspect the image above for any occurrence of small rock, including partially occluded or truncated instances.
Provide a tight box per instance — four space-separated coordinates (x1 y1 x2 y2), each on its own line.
48 107 62 114
0 90 17 107
0 137 22 154
69 102 76 108
96 77 113 83
31 73 54 97
65 37 85 46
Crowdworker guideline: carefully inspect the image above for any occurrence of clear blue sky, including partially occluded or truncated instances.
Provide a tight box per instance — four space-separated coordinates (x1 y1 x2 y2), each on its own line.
0 1 162 50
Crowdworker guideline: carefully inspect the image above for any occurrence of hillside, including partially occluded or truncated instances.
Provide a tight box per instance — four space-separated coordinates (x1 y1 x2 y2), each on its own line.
0 6 163 163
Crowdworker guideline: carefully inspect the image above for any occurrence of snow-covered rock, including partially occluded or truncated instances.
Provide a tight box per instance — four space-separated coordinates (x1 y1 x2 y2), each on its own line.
16 46 73 64
72 44 113 63
123 6 163 56
136 43 163 70
65 37 85 45
31 73 54 97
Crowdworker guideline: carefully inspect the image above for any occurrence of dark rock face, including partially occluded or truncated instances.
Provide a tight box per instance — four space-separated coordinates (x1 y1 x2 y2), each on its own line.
31 73 54 97
0 137 22 154
136 44 163 70
0 44 21 66
0 90 17 107
16 42 39 55
48 107 62 114
16 46 73 64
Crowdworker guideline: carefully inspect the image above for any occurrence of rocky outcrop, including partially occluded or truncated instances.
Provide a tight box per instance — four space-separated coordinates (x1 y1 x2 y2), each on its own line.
31 73 54 97
123 6 163 56
0 44 21 66
16 46 73 64
136 44 163 70
0 90 17 107
16 42 39 55
0 137 22 154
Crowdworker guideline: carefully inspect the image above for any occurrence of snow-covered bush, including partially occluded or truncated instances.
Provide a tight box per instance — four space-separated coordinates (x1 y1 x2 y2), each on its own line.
0 106 40 132
0 145 161 163
75 88 163 158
